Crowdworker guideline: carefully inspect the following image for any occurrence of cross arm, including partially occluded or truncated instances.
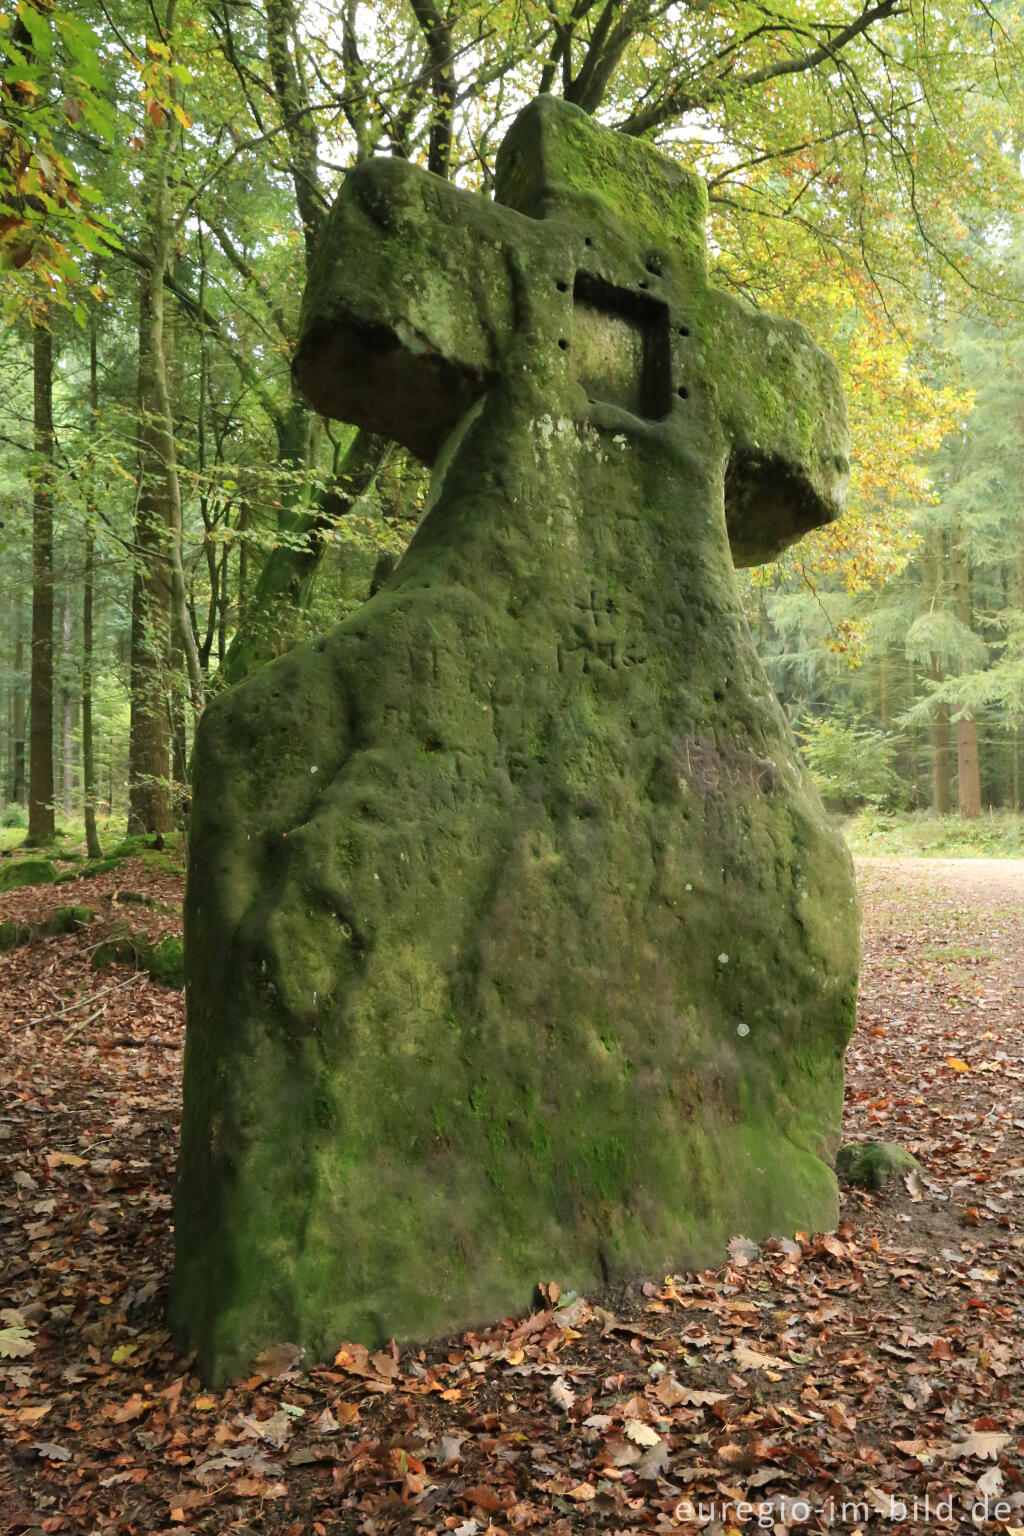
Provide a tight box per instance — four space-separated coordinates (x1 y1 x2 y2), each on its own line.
293 157 518 464
703 291 850 567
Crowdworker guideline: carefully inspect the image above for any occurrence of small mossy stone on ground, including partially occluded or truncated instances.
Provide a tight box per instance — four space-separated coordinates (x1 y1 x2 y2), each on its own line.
0 858 57 892
0 907 94 953
836 1141 920 1191
43 906 95 935
72 856 121 881
111 835 156 858
0 920 32 951
143 936 184 989
112 832 182 860
91 931 184 989
53 839 184 884
137 851 186 877
91 936 136 972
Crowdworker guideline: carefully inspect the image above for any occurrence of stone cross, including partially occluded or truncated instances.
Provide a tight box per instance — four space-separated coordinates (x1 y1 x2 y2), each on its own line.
294 93 849 565
173 97 858 1385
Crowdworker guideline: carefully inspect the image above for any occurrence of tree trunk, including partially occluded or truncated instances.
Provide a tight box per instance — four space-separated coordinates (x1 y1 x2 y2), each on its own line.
950 531 981 819
928 658 953 815
1016 556 1024 812
128 270 174 835
28 318 55 846
11 585 26 804
128 15 204 834
83 314 102 859
904 652 920 805
237 500 249 628
956 716 982 818
170 620 189 805
82 522 102 858
922 531 951 816
61 586 74 818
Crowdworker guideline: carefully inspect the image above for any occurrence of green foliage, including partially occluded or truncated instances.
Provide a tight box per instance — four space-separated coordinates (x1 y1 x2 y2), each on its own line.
3 0 1024 832
1 803 28 829
0 1 123 310
797 715 909 812
844 810 1024 859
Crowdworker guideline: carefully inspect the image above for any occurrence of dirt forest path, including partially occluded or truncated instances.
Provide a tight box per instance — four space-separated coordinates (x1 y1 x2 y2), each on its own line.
2 854 1024 1534
849 857 1024 1203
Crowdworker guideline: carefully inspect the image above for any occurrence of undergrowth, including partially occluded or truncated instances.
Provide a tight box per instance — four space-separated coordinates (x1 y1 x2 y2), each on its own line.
843 808 1024 858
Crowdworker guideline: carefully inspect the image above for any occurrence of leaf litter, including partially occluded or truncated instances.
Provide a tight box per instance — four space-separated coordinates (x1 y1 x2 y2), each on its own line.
2 854 1024 1532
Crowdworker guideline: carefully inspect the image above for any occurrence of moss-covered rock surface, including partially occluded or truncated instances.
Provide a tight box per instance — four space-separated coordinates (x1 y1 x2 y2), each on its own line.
0 906 95 952
836 1141 920 1191
92 931 184 990
173 96 860 1383
0 857 58 892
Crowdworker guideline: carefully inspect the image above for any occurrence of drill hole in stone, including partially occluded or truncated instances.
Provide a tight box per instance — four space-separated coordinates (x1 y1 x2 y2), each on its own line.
646 256 665 275
678 325 690 337
571 271 671 420
558 338 569 350
677 386 689 399
556 279 569 292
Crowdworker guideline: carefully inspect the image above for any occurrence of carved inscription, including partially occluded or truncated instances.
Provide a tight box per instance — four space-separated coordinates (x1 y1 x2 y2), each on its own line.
557 584 647 674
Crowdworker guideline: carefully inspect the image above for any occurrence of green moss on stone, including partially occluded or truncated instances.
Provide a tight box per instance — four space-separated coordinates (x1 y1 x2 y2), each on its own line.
0 907 94 952
91 930 183 989
0 857 57 891
836 1141 920 1191
41 906 95 937
144 935 184 989
174 96 859 1385
494 95 708 276
91 935 134 971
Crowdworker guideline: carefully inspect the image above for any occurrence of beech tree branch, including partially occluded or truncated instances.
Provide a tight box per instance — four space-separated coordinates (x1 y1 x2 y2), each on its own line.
619 0 905 136
409 0 456 177
203 216 290 340
565 0 638 114
265 0 323 253
107 236 287 438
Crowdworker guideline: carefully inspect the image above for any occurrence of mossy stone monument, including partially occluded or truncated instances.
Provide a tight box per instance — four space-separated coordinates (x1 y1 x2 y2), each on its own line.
172 96 860 1383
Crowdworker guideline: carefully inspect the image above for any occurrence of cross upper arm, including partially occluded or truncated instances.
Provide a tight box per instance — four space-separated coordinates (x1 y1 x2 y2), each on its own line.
705 291 850 567
294 158 519 463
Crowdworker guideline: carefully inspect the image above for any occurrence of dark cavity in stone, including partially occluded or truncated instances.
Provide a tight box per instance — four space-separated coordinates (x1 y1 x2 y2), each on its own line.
572 271 671 420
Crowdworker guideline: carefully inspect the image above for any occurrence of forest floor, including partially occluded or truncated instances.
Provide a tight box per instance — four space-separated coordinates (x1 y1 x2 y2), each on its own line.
2 854 1024 1536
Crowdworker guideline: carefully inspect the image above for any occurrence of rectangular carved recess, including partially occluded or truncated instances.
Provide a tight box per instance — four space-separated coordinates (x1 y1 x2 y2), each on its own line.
572 273 671 420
